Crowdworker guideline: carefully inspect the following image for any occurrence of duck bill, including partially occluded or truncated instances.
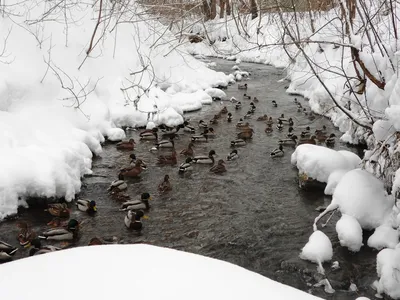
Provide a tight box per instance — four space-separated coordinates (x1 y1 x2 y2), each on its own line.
93 206 97 212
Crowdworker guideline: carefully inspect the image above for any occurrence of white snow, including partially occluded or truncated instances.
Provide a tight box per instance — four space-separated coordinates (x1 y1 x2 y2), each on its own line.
205 88 227 100
299 230 333 274
324 169 349 195
0 244 322 300
375 247 400 299
291 144 361 183
335 214 363 252
367 224 399 250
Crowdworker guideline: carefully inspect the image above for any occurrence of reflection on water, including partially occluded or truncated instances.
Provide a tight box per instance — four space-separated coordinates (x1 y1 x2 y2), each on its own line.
0 59 375 299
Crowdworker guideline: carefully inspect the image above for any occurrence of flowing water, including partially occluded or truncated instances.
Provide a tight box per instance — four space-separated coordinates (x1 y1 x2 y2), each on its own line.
0 59 377 299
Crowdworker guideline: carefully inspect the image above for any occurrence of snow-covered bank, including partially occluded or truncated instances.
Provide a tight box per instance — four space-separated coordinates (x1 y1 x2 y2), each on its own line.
0 244 322 300
0 0 230 219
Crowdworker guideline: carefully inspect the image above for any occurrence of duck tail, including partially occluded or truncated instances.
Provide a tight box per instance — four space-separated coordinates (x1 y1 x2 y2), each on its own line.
8 248 18 256
38 236 47 240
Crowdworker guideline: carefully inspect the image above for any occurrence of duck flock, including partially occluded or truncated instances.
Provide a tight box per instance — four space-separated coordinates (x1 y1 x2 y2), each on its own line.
0 68 338 263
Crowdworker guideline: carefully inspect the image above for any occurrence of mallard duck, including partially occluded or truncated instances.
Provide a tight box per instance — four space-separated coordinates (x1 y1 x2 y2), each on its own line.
303 108 308 115
287 126 294 138
210 159 226 174
199 120 208 129
298 135 317 145
76 199 97 214
29 239 61 256
301 126 311 138
243 93 251 99
183 121 196 134
243 111 252 119
227 150 239 161
227 112 233 122
120 193 151 211
0 240 18 260
288 118 294 127
88 236 121 246
39 219 80 241
110 192 131 202
124 210 146 231
180 142 195 157
118 159 147 179
158 175 172 193
315 125 327 135
265 125 273 133
297 105 303 112
294 97 298 104
231 139 246 147
266 117 273 126
257 114 268 121
325 133 336 146
237 128 253 140
220 106 228 114
276 120 284 131
206 127 216 138
46 203 70 218
179 157 193 173
278 114 288 122
308 112 316 121
47 218 67 228
278 135 298 146
272 100 277 107
235 102 242 110
238 83 248 90
151 138 175 150
161 124 184 140
236 119 245 127
253 97 259 103
158 150 177 165
192 150 216 164
140 128 158 140
191 130 209 142
230 97 238 103
116 139 135 150
315 132 333 143
17 221 36 248
270 145 284 157
129 153 137 164
210 117 218 125
108 180 128 193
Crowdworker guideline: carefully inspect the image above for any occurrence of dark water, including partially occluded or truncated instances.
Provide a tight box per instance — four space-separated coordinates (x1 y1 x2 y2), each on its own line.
0 59 377 299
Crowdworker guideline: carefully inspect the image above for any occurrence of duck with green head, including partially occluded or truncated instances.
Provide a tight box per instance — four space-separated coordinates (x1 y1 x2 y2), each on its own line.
120 193 151 211
29 239 61 256
124 210 146 232
192 150 216 164
76 199 97 214
39 219 80 241
179 157 193 173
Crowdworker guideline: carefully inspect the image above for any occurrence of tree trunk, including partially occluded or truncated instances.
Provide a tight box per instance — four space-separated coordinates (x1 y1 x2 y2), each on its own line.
250 0 258 19
203 0 211 21
220 0 225 18
210 0 216 19
226 0 231 16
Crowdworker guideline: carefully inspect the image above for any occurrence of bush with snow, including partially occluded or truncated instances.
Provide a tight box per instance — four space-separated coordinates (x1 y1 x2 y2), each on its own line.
291 144 361 184
335 214 363 252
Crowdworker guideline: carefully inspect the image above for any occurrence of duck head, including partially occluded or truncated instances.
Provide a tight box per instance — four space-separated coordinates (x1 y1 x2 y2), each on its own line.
129 153 136 164
185 157 193 163
208 128 215 133
136 159 147 170
291 135 298 141
89 200 97 212
67 219 79 232
209 150 216 157
217 159 225 165
231 149 238 155
329 133 336 138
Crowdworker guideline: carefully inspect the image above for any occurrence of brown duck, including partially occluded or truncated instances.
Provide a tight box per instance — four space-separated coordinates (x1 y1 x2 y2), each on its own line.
158 175 172 193
116 139 135 151
220 106 228 114
180 142 195 156
46 203 70 218
257 114 268 121
210 159 226 174
119 159 147 179
297 135 317 145
158 150 177 165
17 221 36 248
237 128 254 140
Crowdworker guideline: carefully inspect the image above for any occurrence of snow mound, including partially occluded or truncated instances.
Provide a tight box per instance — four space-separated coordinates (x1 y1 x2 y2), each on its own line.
375 248 400 299
291 144 361 183
332 169 393 230
336 214 363 252
300 230 333 274
205 88 227 100
324 169 349 195
0 244 322 300
367 224 399 250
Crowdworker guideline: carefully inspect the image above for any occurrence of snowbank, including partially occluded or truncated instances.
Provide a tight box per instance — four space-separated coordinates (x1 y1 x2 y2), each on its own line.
0 0 229 220
291 144 361 184
299 230 333 274
0 244 322 300
335 214 363 252
375 247 400 299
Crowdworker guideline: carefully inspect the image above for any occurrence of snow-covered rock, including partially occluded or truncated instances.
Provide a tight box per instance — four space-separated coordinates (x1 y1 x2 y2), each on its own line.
335 214 363 252
300 230 333 274
375 247 400 299
0 244 322 300
367 224 399 250
204 88 227 100
324 169 349 195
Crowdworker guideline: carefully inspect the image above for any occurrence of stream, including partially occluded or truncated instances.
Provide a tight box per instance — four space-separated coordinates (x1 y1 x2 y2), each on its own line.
0 58 377 299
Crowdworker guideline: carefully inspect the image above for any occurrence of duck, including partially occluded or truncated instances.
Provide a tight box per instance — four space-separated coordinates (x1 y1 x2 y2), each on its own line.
308 112 316 121
303 108 308 115
151 138 175 150
265 125 273 133
88 236 121 246
237 128 253 140
301 126 311 138
139 128 158 140
238 83 248 90
227 150 239 161
210 159 226 174
118 159 147 179
266 117 274 125
158 150 177 165
315 125 327 135
278 135 298 146
76 199 97 214
243 111 252 119
297 105 303 112
120 193 151 211
158 175 172 193
253 96 259 103
231 139 246 147
210 117 219 125
179 157 193 173
129 153 137 164
325 133 336 146
207 127 216 138
108 180 128 193
235 102 242 110
161 124 184 140
272 100 277 107
315 133 332 143
17 221 36 248
124 210 146 231
192 150 216 164
230 97 238 103
0 241 17 262
270 145 284 157
243 93 251 99
227 112 233 122
257 114 268 121
116 139 135 150
220 106 228 114
287 126 294 138
278 114 288 122
236 119 245 128
294 97 298 104
288 118 294 127
214 112 222 119
297 135 317 145
29 239 61 256
39 219 80 241
199 120 208 129
47 218 68 228
183 121 196 134
46 203 70 218
276 120 284 131
110 192 131 202
180 142 195 156
191 130 209 142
